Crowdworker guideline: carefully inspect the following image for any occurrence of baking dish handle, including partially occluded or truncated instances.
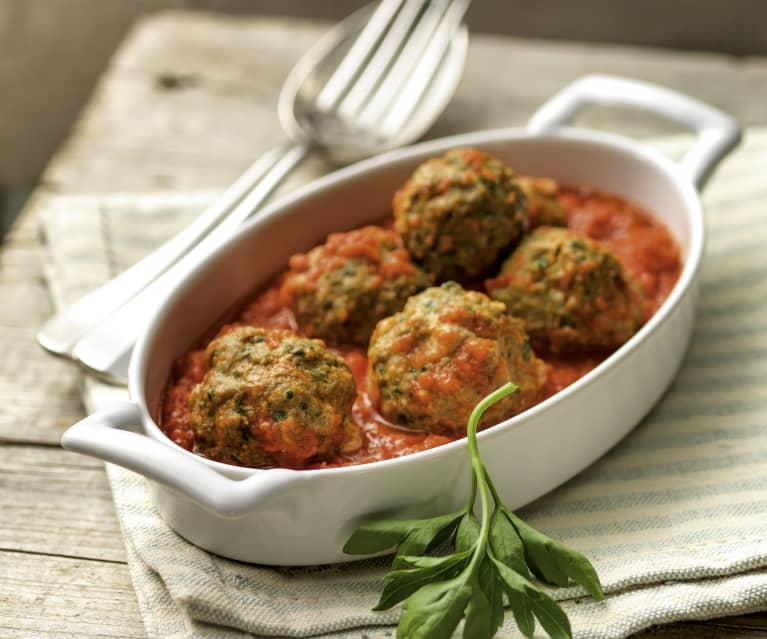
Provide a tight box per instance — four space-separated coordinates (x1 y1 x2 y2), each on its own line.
526 74 742 190
61 401 300 517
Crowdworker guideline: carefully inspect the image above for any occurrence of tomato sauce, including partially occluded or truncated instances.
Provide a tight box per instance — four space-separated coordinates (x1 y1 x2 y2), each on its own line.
159 185 681 467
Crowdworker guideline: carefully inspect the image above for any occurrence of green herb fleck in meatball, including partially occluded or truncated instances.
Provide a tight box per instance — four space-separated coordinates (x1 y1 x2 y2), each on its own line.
393 148 527 282
486 227 644 354
280 226 432 346
188 326 360 468
367 282 546 434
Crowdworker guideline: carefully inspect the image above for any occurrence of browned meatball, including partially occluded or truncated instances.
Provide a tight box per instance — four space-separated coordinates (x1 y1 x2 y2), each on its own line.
393 148 527 282
188 326 360 468
486 227 644 353
280 226 431 346
519 176 568 229
367 282 546 434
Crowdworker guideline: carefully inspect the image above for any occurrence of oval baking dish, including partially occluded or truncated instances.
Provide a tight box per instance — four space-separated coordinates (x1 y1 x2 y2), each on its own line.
62 75 740 565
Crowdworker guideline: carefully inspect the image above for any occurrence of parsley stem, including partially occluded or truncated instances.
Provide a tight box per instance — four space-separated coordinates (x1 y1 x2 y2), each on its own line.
468 450 492 573
464 381 518 477
465 382 519 572
467 467 477 511
485 468 502 506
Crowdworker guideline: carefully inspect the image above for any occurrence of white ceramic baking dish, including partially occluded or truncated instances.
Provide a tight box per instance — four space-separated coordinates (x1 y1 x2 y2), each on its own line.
61 76 740 566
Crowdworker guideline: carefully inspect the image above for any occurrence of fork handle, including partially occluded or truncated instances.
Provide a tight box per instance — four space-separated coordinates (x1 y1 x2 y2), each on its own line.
71 141 312 384
37 141 311 359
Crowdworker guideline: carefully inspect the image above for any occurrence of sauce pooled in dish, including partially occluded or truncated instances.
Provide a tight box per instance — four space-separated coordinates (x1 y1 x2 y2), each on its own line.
160 148 681 469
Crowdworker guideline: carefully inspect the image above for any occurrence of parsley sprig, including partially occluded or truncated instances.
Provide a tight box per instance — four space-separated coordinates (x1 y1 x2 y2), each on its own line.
344 382 604 638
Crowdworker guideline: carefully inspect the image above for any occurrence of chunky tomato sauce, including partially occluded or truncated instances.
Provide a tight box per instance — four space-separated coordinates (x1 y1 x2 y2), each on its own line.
160 185 681 467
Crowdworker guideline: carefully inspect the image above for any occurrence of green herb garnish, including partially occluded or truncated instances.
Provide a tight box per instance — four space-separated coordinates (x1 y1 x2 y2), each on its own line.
344 382 604 639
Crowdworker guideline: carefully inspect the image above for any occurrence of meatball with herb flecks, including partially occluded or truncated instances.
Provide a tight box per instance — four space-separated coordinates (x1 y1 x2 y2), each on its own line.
188 326 360 468
486 227 644 354
367 282 546 434
280 226 431 346
393 148 527 282
519 176 568 229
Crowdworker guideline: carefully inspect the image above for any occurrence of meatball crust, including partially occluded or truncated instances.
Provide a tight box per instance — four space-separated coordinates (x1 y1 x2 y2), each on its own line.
188 326 360 468
367 282 546 434
280 226 431 346
519 176 568 230
393 148 527 282
486 227 644 354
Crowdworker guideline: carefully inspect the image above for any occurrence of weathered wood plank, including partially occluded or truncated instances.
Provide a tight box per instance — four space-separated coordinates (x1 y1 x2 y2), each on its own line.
0 550 144 638
3 0 767 184
115 11 767 129
0 209 85 445
39 12 767 196
637 617 767 638
0 446 127 562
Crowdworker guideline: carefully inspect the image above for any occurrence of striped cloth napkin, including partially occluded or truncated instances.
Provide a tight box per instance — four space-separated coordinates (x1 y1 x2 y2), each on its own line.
40 130 767 638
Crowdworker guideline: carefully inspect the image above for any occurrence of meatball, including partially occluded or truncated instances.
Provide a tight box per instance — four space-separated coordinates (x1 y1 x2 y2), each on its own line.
280 226 431 346
486 227 644 354
393 148 527 282
188 326 360 468
519 176 568 229
367 282 546 434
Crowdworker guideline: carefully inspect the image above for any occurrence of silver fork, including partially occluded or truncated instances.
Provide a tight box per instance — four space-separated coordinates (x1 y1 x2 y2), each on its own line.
40 0 470 384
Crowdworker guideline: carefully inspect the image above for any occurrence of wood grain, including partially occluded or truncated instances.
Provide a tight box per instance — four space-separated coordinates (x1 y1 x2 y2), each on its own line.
0 446 127 562
0 550 143 638
2 10 767 639
6 0 765 184
636 618 767 638
0 208 84 445
40 12 767 195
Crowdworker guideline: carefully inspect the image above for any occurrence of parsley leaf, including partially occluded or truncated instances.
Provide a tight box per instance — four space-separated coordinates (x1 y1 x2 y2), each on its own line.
345 382 604 638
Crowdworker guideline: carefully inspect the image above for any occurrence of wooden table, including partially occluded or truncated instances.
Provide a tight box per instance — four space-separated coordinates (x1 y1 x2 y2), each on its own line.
2 10 767 638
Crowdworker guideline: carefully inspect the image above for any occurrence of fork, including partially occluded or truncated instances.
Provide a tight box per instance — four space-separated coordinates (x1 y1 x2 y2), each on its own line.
39 0 470 384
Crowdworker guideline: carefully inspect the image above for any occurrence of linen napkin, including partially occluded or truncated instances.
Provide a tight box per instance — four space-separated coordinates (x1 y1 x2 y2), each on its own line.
40 130 767 638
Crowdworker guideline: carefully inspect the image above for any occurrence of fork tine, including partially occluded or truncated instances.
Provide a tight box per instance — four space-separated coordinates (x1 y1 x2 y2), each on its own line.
378 0 470 136
354 0 455 130
336 0 429 120
315 0 405 112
